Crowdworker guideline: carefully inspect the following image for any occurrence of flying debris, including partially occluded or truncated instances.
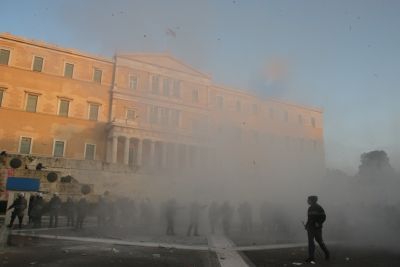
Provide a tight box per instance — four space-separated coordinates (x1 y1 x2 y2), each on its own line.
166 28 177 38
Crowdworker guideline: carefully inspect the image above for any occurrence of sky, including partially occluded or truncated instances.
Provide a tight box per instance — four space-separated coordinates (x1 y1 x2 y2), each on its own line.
1 0 399 174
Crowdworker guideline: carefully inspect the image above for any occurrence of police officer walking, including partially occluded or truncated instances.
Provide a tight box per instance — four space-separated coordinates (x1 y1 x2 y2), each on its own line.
187 201 206 236
65 196 75 227
7 192 27 229
48 192 62 228
305 195 330 263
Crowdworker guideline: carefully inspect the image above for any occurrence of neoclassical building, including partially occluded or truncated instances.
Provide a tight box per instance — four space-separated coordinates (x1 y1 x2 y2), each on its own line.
0 33 324 175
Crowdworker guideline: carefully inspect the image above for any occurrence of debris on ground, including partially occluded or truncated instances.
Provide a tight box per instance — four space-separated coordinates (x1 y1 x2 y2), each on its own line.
152 253 161 258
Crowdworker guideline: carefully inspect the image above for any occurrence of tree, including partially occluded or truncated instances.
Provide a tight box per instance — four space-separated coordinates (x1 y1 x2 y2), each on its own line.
358 150 394 179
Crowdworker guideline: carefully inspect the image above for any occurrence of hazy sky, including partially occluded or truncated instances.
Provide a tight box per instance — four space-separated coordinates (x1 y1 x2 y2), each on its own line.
1 0 399 174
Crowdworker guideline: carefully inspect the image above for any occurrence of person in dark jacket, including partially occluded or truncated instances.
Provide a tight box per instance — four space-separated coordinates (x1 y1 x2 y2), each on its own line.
305 195 330 263
221 201 233 235
31 193 45 228
65 197 75 227
48 193 62 228
28 193 37 224
165 198 181 235
7 192 27 229
208 201 219 234
187 201 207 236
75 197 87 229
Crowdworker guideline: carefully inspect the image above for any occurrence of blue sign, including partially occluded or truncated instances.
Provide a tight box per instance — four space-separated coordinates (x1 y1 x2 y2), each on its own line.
6 177 40 191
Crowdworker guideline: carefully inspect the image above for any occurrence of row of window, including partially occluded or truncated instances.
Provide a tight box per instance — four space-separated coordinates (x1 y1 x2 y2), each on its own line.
151 76 181 98
148 105 181 127
215 94 316 127
19 136 96 160
0 48 103 84
0 89 101 120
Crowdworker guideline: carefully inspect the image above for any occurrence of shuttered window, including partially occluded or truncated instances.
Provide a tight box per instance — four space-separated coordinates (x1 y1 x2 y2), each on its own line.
192 89 199 103
216 95 224 110
0 89 4 107
151 76 160 94
19 137 32 154
126 109 136 121
85 144 96 160
53 140 65 157
0 49 10 65
172 80 180 98
32 56 44 72
64 63 74 78
163 79 170 96
129 75 138 90
58 99 70 117
26 94 38 112
93 68 102 83
88 103 100 121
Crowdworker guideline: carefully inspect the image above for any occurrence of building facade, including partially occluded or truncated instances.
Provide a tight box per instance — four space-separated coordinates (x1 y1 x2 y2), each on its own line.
0 33 324 179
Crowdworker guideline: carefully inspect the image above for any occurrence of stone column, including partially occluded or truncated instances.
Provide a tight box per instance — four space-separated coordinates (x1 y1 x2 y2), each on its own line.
161 142 168 168
149 140 156 167
137 139 143 166
123 136 130 165
111 136 118 164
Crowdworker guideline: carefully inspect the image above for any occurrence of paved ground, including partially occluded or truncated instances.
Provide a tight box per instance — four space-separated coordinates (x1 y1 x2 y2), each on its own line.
243 245 400 267
2 225 400 266
1 237 219 267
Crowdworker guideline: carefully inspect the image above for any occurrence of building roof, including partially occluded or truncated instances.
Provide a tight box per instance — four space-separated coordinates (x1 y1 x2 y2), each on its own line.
0 32 113 64
117 53 212 79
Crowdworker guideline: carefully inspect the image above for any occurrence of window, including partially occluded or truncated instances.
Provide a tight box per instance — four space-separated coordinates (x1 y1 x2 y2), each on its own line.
269 108 274 119
26 94 38 112
236 100 241 112
53 140 65 157
0 88 4 107
252 104 258 114
298 114 303 124
163 78 170 96
0 49 10 65
85 144 96 160
171 109 180 127
312 140 317 150
151 75 160 94
160 107 170 126
58 99 70 117
284 110 289 122
172 80 180 98
311 117 316 128
64 63 74 78
129 75 138 90
216 95 224 110
126 109 136 121
19 137 32 154
32 56 44 72
192 89 199 103
149 106 159 124
93 68 102 83
88 103 100 121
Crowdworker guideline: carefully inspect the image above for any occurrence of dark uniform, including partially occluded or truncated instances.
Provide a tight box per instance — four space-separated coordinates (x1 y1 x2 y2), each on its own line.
187 202 206 236
65 197 75 227
28 194 36 224
31 194 45 228
221 202 233 235
238 202 252 233
208 202 219 234
305 196 330 262
75 197 87 229
7 194 27 229
165 199 178 235
48 194 62 228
